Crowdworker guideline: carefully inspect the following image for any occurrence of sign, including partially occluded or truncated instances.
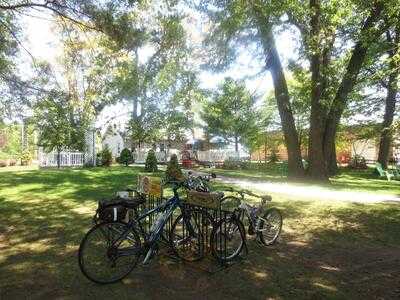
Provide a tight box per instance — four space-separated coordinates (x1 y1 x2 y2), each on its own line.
138 175 162 198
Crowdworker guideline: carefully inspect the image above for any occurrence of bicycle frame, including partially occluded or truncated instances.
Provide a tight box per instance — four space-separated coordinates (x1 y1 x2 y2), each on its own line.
110 186 196 263
135 195 180 243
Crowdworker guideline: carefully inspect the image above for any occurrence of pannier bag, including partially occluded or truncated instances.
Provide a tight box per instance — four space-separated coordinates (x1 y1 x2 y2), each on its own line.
94 194 146 224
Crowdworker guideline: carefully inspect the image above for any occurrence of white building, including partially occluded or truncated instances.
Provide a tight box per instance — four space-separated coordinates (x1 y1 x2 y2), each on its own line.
102 125 124 158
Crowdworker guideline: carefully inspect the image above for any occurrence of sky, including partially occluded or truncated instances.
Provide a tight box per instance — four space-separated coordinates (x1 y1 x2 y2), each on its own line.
18 8 300 132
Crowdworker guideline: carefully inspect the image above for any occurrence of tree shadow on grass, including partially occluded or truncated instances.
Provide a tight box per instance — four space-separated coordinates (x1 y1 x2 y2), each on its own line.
1 169 400 299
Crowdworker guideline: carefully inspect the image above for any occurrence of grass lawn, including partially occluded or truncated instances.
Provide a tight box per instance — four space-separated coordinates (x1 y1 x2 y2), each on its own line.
0 166 399 299
203 164 400 195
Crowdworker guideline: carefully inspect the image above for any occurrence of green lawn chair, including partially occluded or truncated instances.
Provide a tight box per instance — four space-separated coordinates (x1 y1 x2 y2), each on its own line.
391 164 400 179
375 162 395 181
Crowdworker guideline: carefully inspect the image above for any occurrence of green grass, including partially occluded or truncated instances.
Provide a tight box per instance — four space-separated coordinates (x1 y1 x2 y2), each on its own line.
203 165 400 195
0 166 399 299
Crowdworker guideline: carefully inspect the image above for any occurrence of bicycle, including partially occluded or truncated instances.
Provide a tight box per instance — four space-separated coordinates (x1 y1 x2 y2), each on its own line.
186 171 216 192
210 188 282 262
78 180 202 284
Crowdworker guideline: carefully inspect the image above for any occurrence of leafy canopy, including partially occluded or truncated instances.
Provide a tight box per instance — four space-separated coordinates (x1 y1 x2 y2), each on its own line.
202 78 260 150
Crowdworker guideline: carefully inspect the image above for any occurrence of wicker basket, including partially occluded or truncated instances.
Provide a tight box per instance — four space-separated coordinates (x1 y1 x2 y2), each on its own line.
186 190 223 209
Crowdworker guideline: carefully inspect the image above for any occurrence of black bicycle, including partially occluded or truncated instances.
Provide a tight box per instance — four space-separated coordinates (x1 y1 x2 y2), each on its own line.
78 180 202 284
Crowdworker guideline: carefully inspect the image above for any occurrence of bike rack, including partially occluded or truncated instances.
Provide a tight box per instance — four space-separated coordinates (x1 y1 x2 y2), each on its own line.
94 174 247 273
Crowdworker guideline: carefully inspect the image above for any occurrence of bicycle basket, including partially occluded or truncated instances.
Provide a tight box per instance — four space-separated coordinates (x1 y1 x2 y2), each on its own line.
186 190 223 209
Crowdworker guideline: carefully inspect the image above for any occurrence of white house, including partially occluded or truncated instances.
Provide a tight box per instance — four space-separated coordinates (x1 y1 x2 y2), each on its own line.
102 125 124 158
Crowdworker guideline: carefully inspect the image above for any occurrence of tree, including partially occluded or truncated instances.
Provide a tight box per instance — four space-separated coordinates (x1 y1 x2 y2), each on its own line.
127 108 162 150
0 1 142 120
100 145 112 167
145 149 158 172
166 154 183 181
198 0 400 181
344 24 400 169
376 28 400 168
34 93 75 168
34 88 91 167
198 0 306 178
118 148 133 166
202 78 259 152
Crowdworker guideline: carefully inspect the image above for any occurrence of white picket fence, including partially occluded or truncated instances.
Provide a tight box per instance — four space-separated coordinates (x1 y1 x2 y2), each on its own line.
39 151 85 167
133 151 169 164
133 149 239 164
196 150 239 162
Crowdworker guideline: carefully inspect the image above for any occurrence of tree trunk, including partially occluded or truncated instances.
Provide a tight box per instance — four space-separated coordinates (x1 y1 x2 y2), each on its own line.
253 8 304 178
377 78 397 168
234 136 239 153
323 3 383 175
377 29 399 168
307 0 330 181
264 140 267 163
326 141 338 175
57 148 61 169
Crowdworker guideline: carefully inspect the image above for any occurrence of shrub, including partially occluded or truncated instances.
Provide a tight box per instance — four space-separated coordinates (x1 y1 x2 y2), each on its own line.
222 157 252 170
145 149 158 172
118 148 133 166
20 150 32 166
95 152 102 166
269 149 280 163
100 146 113 167
166 154 183 181
0 160 7 167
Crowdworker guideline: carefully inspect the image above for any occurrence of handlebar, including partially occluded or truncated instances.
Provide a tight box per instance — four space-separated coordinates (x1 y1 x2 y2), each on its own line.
187 171 217 181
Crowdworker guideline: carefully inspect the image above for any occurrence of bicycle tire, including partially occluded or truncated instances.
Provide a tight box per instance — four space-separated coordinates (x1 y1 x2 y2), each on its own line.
257 208 282 246
170 209 212 262
78 221 141 284
210 215 245 263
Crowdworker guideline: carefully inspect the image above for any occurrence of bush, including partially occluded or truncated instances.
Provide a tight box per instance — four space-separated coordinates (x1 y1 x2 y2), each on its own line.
19 150 32 166
118 148 133 166
95 152 102 166
166 154 183 181
222 157 252 170
145 149 158 172
222 157 240 170
99 146 112 167
269 150 280 163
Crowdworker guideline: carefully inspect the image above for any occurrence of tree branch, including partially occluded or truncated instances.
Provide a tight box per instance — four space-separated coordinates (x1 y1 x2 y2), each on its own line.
0 1 103 32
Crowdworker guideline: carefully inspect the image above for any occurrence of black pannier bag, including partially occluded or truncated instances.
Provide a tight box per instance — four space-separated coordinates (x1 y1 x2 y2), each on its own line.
98 200 127 223
94 194 146 224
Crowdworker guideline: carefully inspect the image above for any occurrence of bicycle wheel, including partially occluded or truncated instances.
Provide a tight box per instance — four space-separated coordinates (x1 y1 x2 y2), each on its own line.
170 209 211 261
210 215 245 262
78 221 141 284
257 208 282 246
